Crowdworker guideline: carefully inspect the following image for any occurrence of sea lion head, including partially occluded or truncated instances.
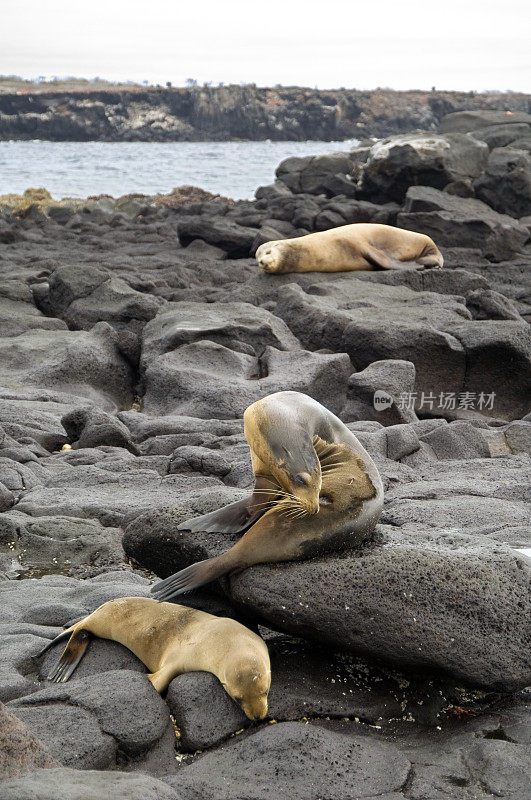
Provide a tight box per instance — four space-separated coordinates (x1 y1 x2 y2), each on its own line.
223 656 271 720
256 241 284 273
270 432 322 515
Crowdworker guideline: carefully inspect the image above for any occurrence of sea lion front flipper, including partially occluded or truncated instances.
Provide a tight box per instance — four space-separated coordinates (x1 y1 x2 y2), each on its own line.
47 629 93 682
177 477 278 535
177 498 257 535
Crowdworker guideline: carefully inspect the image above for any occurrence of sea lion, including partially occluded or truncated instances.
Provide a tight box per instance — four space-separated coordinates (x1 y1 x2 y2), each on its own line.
151 391 384 599
36 597 271 720
255 223 444 273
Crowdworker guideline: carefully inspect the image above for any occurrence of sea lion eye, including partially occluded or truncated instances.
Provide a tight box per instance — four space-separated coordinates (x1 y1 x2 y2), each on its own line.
294 473 309 486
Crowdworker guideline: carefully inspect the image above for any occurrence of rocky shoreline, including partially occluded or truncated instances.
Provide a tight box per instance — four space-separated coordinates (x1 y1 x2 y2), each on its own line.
0 82 530 141
0 109 530 799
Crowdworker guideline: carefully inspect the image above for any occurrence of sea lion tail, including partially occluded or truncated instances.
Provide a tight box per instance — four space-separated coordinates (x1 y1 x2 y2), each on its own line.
151 556 228 600
46 629 93 682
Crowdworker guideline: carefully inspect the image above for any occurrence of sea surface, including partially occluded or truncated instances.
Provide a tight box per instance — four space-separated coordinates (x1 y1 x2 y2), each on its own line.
0 139 359 201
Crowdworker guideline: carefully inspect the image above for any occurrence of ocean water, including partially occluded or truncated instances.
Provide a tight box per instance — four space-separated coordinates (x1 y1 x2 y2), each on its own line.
0 139 359 201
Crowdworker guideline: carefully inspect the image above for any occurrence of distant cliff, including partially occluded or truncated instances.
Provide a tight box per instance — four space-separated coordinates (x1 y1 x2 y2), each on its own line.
0 83 529 141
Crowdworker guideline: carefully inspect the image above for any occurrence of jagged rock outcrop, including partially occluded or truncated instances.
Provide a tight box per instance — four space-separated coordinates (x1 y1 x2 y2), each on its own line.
1 84 530 142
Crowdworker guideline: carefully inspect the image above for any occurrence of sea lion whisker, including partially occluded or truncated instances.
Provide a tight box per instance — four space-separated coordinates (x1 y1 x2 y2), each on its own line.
282 507 304 519
285 502 306 514
252 488 290 495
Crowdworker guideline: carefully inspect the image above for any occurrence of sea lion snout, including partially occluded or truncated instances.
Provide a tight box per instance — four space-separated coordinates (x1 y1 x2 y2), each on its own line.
242 695 268 721
287 469 321 515
226 660 271 721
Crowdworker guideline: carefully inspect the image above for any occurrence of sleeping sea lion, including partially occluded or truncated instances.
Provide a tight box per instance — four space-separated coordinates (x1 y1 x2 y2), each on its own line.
36 596 271 720
255 223 443 273
151 391 384 599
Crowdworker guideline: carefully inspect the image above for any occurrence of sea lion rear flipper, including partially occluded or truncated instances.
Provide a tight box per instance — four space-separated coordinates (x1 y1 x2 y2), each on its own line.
363 245 414 271
47 629 92 683
151 556 228 600
34 628 74 659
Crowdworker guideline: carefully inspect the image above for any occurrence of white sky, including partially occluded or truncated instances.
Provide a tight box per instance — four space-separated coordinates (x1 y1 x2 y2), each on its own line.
1 0 530 92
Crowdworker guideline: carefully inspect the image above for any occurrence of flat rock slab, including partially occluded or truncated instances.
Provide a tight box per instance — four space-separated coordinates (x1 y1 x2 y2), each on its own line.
0 769 180 800
229 530 531 691
0 510 126 579
0 571 151 628
0 702 60 778
15 472 220 527
8 670 173 770
0 323 134 411
167 721 411 800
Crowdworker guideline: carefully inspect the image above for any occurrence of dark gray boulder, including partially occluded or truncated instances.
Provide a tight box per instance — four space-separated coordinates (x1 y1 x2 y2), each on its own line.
11 440 220 526
40 264 162 364
61 406 139 453
0 702 60 777
342 359 418 425
0 510 127 579
9 670 174 771
178 216 258 257
0 295 67 338
254 180 292 201
0 322 135 411
443 320 531 421
439 110 531 133
142 340 351 419
474 147 531 218
8 703 116 770
141 302 300 364
0 482 14 512
0 397 71 452
228 531 531 690
505 420 531 456
463 739 531 799
276 152 357 196
272 279 469 409
141 304 351 418
166 672 247 751
469 122 531 149
359 133 488 203
399 185 529 261
465 288 522 321
419 421 490 460
166 721 411 800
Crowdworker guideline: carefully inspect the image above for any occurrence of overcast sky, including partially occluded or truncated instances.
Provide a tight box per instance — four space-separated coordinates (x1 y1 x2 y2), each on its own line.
1 0 529 92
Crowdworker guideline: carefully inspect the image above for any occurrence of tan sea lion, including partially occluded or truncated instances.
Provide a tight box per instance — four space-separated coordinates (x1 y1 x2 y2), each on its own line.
36 597 271 720
151 391 384 599
255 223 444 273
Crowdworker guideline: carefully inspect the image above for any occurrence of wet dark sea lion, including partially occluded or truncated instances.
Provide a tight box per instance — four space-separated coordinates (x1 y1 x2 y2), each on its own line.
255 223 444 273
152 391 384 599
37 596 271 720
